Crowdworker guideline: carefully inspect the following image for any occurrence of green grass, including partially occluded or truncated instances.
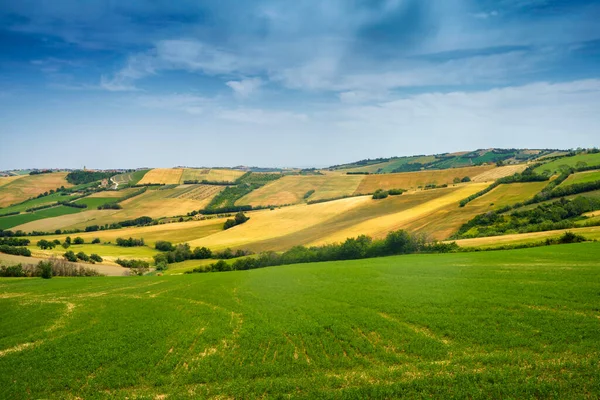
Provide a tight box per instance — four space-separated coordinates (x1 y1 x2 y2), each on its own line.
0 206 81 230
535 152 600 174
0 192 77 214
112 169 150 186
1 243 599 399
560 170 600 187
73 197 118 209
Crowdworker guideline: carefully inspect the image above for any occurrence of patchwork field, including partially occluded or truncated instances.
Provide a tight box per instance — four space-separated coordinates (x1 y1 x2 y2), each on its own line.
237 175 364 207
111 169 150 187
165 184 224 206
10 188 209 233
1 243 599 399
0 172 72 208
86 188 140 198
0 205 82 230
470 164 527 182
137 168 184 185
353 165 494 194
0 192 77 214
181 168 245 183
560 170 600 186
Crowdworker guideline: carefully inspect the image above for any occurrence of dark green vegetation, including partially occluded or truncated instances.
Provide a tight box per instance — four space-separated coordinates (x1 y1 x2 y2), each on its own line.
0 205 81 230
0 243 599 398
455 196 600 238
204 184 259 212
0 258 101 277
223 212 250 230
235 172 283 185
66 170 114 185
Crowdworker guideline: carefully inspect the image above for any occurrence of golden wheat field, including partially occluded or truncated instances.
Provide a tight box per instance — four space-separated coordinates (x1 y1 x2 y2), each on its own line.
137 168 184 185
0 175 25 188
453 226 600 248
236 175 364 206
180 168 245 183
0 172 72 208
353 165 494 194
470 164 528 182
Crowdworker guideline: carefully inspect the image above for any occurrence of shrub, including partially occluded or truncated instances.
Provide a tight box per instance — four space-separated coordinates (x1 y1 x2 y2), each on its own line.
92 238 101 244
73 237 84 245
388 189 405 196
115 258 150 268
223 212 250 230
372 189 389 200
155 240 175 252
37 239 56 250
76 252 90 262
461 176 471 182
90 254 103 263
62 242 70 249
38 261 53 279
63 251 78 262
116 237 145 247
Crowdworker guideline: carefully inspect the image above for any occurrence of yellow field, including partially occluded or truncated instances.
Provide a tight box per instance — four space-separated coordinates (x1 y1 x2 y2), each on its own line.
0 175 25 188
353 165 494 194
189 196 372 250
454 226 600 248
137 168 184 185
181 168 245 183
471 164 528 182
11 187 210 232
0 172 72 207
468 181 547 208
236 175 364 207
169 184 224 204
19 217 227 247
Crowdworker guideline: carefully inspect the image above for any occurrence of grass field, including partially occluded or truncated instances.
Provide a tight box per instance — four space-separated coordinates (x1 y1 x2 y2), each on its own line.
535 152 600 174
86 188 140 198
0 175 25 188
560 170 600 186
1 243 599 399
73 197 118 209
0 205 82 230
354 165 494 194
237 175 365 207
0 192 77 214
111 169 150 186
137 168 184 185
0 173 72 208
181 168 245 183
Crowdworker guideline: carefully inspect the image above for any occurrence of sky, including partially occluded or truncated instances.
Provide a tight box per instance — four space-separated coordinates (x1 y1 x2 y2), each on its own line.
0 0 599 169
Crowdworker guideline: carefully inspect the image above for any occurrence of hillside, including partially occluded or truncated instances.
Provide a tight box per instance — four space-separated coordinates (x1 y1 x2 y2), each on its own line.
1 244 599 398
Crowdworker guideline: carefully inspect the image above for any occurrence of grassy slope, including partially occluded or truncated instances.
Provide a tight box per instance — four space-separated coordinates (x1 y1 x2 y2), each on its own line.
0 192 77 214
560 170 600 186
0 173 72 208
1 243 599 399
181 168 245 183
454 226 600 248
112 169 150 186
534 153 600 174
137 168 184 185
0 206 82 230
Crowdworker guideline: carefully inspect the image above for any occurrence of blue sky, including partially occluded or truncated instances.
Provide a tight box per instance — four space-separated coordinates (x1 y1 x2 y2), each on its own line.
0 0 599 169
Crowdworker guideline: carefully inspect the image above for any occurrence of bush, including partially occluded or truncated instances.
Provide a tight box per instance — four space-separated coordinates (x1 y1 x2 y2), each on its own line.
63 250 78 262
388 189 405 196
223 212 250 230
372 189 389 200
155 261 168 271
37 239 56 250
115 258 150 268
90 254 103 263
116 237 145 247
461 176 471 182
62 242 70 249
76 252 90 262
155 240 175 251
0 238 30 246
38 261 53 279
73 237 84 245
92 238 101 244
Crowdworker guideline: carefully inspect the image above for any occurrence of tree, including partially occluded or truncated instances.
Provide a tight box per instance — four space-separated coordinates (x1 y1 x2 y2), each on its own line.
65 236 72 244
63 250 77 262
90 254 103 263
461 176 471 183
73 237 84 245
62 242 70 249
37 239 55 250
155 240 175 251
453 177 461 184
234 212 250 225
92 238 101 244
37 261 53 279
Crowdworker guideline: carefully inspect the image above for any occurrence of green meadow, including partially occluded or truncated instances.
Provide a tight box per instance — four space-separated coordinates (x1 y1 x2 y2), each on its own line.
1 243 599 399
0 205 81 230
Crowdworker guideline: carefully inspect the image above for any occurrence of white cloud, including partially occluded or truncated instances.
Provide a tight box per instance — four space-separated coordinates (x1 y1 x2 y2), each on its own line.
218 108 308 125
226 78 263 98
135 94 209 114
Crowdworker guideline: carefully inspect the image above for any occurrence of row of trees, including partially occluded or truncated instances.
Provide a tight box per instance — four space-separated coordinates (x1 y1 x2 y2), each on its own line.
189 230 457 274
223 212 249 230
116 237 145 247
1 258 102 278
63 250 102 263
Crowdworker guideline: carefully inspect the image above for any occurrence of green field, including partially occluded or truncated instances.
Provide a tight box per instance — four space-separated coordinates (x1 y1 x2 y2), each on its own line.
560 170 600 186
1 243 599 399
73 197 119 209
112 169 150 186
0 192 77 215
0 205 81 230
535 152 600 174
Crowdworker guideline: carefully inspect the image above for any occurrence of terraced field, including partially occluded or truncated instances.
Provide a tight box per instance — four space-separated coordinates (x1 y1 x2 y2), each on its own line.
137 168 184 185
165 184 224 204
0 172 72 208
237 175 365 207
1 243 599 399
354 165 494 194
181 168 245 183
